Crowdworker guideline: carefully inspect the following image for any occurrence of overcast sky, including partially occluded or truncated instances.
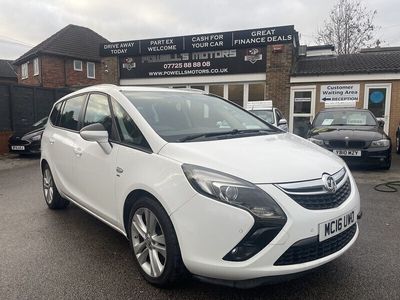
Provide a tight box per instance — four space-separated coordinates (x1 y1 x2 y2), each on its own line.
1 0 399 60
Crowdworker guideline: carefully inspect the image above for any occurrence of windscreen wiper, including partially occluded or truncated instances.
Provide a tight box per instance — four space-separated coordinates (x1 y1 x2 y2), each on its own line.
177 129 273 142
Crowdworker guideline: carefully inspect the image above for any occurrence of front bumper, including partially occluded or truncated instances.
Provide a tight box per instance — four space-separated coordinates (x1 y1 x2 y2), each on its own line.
8 140 41 154
333 147 390 167
171 168 361 282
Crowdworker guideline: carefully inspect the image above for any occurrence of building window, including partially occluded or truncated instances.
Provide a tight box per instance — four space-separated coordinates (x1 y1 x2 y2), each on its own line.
190 85 205 91
209 85 224 97
290 86 316 138
87 62 95 79
74 60 82 71
228 84 244 106
33 58 39 76
21 62 28 79
248 83 265 101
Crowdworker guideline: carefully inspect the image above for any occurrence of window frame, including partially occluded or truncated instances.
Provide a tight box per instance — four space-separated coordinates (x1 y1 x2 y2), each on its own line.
110 97 152 153
21 62 28 79
87 62 95 79
73 60 83 71
289 85 316 134
52 93 88 132
33 58 39 76
82 92 119 141
363 83 391 134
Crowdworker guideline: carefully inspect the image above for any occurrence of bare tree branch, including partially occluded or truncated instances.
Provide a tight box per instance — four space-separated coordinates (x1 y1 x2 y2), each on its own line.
316 0 377 54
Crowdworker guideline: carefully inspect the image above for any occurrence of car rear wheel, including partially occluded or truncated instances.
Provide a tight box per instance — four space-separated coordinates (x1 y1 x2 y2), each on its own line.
128 196 187 287
42 165 69 209
396 133 400 154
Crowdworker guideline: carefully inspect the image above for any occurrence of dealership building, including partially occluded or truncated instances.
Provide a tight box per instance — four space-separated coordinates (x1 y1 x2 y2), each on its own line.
4 24 398 149
99 25 400 143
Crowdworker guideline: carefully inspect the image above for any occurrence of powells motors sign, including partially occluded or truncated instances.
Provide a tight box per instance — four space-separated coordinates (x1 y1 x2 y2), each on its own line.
100 26 296 79
100 26 295 56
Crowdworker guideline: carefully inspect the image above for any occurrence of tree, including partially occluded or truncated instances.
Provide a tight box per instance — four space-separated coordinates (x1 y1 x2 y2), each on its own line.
316 0 377 54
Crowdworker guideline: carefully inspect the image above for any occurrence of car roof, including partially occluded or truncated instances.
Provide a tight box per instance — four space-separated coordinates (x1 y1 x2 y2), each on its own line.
54 84 207 105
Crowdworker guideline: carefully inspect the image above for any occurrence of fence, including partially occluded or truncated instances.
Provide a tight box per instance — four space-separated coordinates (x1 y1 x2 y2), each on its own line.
0 83 73 153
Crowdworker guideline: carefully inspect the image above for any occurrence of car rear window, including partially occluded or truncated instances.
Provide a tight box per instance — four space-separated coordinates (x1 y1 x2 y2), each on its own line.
59 95 86 131
49 102 62 126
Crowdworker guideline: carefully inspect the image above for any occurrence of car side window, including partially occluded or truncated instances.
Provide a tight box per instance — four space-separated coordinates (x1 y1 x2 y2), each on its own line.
83 94 113 137
111 99 150 150
59 95 86 131
49 102 62 125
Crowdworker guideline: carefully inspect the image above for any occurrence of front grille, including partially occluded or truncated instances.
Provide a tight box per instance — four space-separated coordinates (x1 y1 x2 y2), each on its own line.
290 178 351 210
274 224 357 266
276 168 352 210
328 140 367 149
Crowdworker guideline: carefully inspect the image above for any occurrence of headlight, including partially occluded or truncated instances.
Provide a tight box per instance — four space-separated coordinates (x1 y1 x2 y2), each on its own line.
31 134 42 141
181 164 285 219
308 137 324 146
370 139 390 148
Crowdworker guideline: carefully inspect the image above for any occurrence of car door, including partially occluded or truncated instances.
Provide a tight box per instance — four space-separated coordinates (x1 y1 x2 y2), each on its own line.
47 94 87 197
72 93 120 226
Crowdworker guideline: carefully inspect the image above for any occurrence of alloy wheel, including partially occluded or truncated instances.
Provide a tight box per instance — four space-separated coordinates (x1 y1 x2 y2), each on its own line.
43 169 54 204
131 208 167 278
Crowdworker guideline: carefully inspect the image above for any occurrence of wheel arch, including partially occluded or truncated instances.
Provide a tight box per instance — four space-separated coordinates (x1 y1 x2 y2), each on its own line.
123 189 161 236
40 158 49 174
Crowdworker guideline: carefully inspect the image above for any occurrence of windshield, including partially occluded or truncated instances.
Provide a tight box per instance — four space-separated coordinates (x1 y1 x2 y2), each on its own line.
249 110 274 124
313 110 377 127
122 91 279 142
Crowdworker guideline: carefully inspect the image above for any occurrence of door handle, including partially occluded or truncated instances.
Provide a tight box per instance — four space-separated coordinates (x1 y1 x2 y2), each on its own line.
74 147 83 157
49 137 55 144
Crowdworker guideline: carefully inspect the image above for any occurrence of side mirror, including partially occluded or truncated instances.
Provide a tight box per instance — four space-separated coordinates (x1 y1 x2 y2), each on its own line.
80 123 112 154
378 119 385 128
278 118 287 126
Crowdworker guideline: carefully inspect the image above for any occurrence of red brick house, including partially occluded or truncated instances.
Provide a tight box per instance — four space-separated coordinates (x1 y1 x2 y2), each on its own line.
13 24 109 88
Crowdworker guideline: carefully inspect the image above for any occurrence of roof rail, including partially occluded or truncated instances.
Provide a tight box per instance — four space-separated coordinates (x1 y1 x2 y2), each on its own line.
171 87 207 93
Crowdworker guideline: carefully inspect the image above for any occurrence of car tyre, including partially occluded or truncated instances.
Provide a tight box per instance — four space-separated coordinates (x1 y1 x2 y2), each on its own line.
42 164 69 209
128 196 187 287
396 132 400 154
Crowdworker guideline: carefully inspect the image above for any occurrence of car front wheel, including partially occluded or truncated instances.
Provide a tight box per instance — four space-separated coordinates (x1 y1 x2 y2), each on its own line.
396 132 400 154
128 196 187 287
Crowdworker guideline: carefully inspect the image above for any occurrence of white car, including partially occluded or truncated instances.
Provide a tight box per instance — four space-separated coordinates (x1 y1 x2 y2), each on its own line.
246 101 288 131
41 85 361 288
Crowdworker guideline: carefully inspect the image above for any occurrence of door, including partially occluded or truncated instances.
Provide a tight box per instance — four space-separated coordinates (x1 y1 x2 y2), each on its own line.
289 86 316 137
73 93 119 225
364 83 391 133
48 95 86 197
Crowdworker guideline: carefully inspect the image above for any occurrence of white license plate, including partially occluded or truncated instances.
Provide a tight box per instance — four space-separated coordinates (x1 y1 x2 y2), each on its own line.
319 211 356 242
11 145 25 150
333 149 361 157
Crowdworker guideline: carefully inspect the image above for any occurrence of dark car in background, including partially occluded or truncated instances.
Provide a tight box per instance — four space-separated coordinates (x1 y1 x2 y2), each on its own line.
8 117 48 155
307 108 391 169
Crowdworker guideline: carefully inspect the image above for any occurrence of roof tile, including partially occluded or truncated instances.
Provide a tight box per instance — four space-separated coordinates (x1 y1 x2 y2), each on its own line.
14 24 109 65
293 50 400 76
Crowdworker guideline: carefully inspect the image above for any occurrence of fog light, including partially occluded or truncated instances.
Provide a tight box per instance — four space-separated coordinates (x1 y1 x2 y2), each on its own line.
223 222 286 261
